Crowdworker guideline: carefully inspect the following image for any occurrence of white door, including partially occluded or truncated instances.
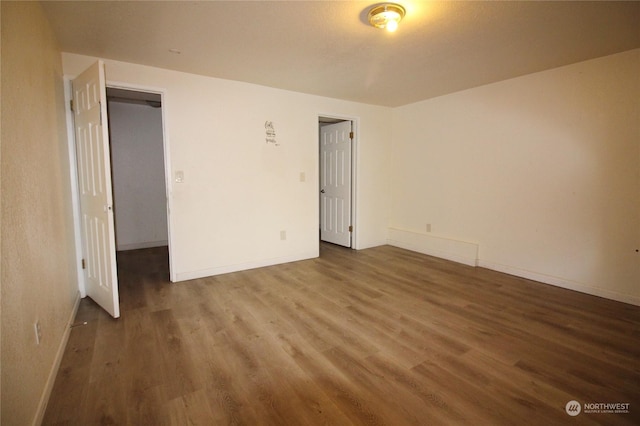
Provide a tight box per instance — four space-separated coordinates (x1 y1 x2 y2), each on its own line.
320 121 352 247
72 61 120 318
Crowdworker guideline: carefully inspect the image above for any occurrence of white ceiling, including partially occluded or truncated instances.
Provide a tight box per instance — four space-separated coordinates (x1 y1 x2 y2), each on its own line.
41 1 640 107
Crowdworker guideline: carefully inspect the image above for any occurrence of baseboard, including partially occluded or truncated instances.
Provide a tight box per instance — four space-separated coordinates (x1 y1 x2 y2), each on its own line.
174 251 319 282
33 291 81 426
116 240 168 251
387 228 639 307
387 227 479 267
479 260 640 307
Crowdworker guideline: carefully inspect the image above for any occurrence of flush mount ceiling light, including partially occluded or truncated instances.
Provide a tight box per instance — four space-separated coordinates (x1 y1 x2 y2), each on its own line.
368 3 406 32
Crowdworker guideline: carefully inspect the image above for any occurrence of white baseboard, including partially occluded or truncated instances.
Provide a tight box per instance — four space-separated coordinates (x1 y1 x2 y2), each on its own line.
479 259 640 307
116 240 168 251
386 227 640 307
33 291 81 426
174 251 319 282
387 227 479 267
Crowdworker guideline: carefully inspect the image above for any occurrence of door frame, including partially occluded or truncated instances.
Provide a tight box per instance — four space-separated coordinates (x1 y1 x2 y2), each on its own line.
318 113 359 249
65 78 176 298
105 83 174 281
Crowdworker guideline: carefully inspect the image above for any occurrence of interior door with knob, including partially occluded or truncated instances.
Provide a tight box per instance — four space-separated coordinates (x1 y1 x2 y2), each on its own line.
72 60 120 318
320 120 352 247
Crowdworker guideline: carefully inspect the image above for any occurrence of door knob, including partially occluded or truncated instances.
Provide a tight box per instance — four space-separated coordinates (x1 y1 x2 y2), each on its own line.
320 189 325 193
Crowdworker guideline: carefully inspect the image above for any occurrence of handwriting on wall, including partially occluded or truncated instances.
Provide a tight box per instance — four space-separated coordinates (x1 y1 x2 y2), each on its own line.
265 121 279 146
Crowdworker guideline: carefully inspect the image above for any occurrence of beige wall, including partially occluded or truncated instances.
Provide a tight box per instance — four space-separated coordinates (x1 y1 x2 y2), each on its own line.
390 49 640 305
1 3 79 425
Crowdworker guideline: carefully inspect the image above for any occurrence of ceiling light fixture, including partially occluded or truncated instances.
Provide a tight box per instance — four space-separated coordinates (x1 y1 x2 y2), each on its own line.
368 3 406 32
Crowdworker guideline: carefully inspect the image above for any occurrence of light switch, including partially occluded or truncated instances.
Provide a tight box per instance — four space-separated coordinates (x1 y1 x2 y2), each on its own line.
175 171 184 183
299 172 306 182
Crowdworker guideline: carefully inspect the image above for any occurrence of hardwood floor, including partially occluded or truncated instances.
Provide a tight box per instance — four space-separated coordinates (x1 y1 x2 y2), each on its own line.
43 243 640 425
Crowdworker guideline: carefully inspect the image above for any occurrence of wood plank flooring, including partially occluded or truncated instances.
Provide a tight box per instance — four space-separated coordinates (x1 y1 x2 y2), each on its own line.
43 243 640 425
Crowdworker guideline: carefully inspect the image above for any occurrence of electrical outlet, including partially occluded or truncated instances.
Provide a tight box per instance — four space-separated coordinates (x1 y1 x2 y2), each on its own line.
34 320 42 345
280 230 287 240
426 223 432 233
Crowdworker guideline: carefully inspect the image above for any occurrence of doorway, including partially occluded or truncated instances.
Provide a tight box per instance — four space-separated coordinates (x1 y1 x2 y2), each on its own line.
319 116 356 249
106 87 170 274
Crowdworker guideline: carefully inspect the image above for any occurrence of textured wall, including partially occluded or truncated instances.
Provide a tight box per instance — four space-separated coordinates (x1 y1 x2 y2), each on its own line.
1 2 79 425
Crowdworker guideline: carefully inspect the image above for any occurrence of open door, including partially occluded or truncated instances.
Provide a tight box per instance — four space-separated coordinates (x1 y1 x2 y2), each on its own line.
72 61 120 318
320 120 352 247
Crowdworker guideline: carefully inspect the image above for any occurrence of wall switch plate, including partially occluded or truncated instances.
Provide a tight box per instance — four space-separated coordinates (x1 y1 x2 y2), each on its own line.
299 172 306 182
280 230 287 240
426 224 432 233
34 320 42 345
175 171 184 183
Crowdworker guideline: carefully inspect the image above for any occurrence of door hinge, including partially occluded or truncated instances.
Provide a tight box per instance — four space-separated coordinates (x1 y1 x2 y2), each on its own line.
99 101 102 126
349 131 354 139
70 99 74 112
349 225 353 232
81 258 86 270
